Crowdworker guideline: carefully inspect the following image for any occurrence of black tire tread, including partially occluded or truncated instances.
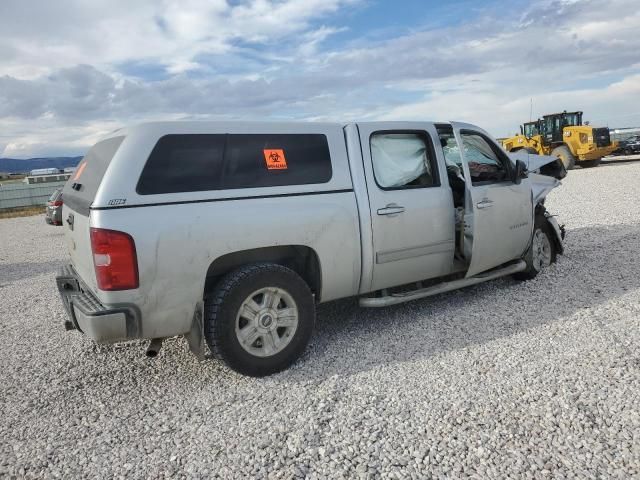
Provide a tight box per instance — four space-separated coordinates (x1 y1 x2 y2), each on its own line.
551 145 576 170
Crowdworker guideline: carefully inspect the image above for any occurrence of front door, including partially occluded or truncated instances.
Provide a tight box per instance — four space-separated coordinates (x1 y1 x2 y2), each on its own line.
358 123 455 292
450 122 533 277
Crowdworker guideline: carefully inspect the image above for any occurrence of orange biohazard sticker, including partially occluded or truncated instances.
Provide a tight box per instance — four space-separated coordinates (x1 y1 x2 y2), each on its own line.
73 161 87 180
263 149 288 170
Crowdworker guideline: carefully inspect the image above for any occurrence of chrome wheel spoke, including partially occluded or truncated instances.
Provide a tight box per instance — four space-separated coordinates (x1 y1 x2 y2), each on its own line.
261 289 280 309
238 326 260 347
276 308 297 327
263 330 280 355
239 300 261 321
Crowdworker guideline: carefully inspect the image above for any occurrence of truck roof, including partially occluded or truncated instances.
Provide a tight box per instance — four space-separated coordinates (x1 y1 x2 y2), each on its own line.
100 120 449 141
103 121 345 139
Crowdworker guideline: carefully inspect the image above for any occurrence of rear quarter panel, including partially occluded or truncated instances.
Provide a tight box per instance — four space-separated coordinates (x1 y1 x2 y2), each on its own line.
92 193 360 338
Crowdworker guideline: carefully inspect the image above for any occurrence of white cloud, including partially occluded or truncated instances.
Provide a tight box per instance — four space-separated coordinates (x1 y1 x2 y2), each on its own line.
0 0 357 77
383 73 640 137
0 0 639 157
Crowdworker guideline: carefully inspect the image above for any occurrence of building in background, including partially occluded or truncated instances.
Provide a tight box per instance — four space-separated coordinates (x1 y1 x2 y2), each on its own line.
30 168 62 176
24 172 72 184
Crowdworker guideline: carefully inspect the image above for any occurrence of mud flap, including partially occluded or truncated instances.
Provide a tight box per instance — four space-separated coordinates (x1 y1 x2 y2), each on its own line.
186 301 205 360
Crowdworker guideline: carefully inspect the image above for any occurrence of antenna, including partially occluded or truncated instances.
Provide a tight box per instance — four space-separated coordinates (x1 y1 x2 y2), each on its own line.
529 98 533 123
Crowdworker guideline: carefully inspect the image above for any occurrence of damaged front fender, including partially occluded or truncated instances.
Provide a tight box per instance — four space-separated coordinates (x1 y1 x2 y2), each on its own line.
510 151 566 256
510 150 565 204
529 172 561 205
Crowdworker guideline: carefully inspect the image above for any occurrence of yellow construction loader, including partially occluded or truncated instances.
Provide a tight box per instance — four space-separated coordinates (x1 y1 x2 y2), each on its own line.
501 111 618 169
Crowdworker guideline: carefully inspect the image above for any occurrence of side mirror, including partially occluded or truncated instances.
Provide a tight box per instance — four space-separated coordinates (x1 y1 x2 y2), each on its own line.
514 159 528 184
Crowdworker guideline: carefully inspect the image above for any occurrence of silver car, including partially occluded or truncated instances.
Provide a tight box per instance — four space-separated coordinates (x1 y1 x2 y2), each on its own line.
45 188 63 226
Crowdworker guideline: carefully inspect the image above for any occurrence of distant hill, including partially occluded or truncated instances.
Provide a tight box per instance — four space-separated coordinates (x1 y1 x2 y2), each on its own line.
0 156 83 174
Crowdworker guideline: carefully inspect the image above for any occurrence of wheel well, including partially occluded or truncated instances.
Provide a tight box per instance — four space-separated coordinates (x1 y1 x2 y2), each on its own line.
535 205 564 255
204 246 322 301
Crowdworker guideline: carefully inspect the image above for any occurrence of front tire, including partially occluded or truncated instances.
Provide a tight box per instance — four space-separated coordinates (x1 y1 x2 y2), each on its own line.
204 263 315 377
513 213 557 281
551 145 576 170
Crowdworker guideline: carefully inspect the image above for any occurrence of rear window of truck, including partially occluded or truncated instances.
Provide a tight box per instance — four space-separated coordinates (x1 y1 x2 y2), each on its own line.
62 136 125 214
136 134 333 195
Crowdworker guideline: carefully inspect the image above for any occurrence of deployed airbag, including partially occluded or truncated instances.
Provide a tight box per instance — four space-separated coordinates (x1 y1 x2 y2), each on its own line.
370 134 429 188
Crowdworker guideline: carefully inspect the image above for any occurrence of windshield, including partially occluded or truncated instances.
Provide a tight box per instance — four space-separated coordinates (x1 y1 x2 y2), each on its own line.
523 123 540 137
564 112 582 126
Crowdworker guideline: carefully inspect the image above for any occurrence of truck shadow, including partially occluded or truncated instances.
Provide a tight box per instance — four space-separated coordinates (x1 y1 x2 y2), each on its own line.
0 260 63 284
285 223 640 382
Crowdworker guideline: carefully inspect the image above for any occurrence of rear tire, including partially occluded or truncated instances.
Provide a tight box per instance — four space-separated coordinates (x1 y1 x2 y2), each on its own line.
580 158 601 168
204 263 315 377
513 212 557 281
551 145 576 170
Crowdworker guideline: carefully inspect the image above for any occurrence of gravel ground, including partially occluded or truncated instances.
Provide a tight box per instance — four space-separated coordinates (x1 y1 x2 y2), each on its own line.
1 162 639 479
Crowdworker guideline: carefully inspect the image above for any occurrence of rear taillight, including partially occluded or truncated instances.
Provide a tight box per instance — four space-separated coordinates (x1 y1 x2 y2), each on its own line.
49 200 63 207
90 228 139 291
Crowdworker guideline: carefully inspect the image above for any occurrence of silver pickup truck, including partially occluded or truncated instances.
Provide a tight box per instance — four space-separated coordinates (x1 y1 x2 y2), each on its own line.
56 121 566 376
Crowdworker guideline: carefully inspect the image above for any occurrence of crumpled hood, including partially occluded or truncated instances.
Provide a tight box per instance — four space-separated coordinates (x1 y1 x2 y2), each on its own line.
509 150 565 204
509 150 564 174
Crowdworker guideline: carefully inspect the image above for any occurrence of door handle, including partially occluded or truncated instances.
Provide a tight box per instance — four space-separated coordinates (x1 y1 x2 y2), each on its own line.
476 199 494 209
377 204 405 216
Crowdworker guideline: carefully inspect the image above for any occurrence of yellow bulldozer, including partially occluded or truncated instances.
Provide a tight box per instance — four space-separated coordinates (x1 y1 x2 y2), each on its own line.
501 111 618 169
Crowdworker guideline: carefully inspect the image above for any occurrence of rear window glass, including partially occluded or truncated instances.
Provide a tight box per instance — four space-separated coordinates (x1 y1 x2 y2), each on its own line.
62 136 125 212
136 134 333 195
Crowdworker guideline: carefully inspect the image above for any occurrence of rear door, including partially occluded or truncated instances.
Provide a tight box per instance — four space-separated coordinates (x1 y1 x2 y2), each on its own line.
450 122 533 277
358 123 455 292
62 136 125 287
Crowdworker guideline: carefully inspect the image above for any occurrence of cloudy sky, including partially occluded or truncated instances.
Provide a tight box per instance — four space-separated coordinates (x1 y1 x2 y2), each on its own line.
1 0 639 158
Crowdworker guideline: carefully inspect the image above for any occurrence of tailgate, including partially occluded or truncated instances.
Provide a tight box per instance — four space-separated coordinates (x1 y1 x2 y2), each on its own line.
63 206 96 290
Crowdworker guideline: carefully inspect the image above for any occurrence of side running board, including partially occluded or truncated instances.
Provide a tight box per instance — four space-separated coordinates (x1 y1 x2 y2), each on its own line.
359 260 527 308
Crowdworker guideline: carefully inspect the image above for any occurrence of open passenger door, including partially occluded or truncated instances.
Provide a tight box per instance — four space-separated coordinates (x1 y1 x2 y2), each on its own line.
450 122 533 278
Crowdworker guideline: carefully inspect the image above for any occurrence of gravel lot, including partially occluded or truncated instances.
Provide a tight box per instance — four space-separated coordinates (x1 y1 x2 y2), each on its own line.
1 161 639 479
